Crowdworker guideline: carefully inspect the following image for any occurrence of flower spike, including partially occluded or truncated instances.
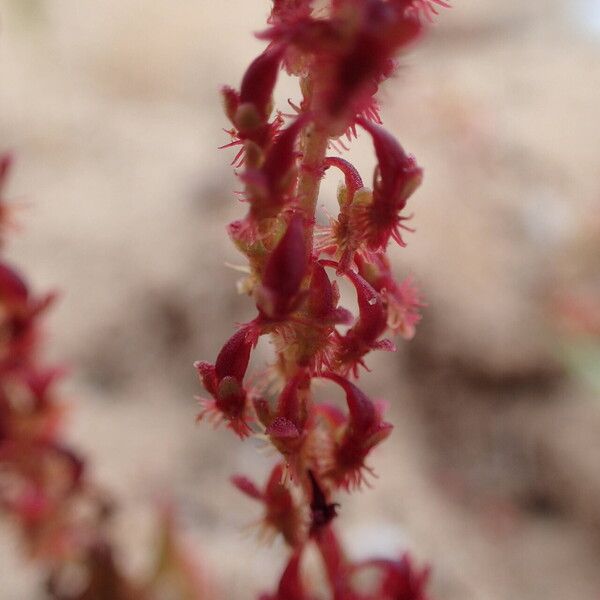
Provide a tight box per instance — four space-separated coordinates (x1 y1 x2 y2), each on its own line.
198 1 442 597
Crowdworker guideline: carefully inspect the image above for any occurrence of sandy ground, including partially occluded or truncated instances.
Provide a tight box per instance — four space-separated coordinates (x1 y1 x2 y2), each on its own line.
1 0 600 598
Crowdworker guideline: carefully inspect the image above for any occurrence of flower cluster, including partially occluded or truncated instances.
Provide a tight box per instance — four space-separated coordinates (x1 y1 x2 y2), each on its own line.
195 0 441 596
0 155 207 600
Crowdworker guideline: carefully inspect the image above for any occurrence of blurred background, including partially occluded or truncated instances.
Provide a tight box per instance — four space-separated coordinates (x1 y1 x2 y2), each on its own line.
1 0 599 598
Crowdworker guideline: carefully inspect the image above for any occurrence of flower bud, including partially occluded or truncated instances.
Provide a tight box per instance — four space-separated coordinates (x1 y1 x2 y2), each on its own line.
322 372 393 489
357 117 423 249
240 44 284 123
234 464 307 547
256 213 307 320
194 326 255 437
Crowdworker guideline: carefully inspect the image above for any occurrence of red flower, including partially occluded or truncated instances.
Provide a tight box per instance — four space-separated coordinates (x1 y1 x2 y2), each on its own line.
319 372 393 489
358 554 431 600
0 262 55 373
258 373 313 482
194 325 256 438
321 260 395 376
291 262 352 373
356 253 424 339
317 157 368 273
259 550 312 600
255 212 308 322
221 45 285 163
262 0 423 135
356 117 423 250
232 463 307 547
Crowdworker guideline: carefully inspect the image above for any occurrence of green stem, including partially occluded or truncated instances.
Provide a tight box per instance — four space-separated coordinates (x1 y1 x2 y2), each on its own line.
298 78 329 255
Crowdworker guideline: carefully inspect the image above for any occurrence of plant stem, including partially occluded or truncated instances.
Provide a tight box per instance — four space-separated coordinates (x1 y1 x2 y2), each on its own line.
298 78 329 255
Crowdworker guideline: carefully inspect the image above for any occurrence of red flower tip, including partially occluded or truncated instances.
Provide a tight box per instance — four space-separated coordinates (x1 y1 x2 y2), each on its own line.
221 85 241 124
357 117 422 204
364 554 431 600
310 0 422 133
322 373 377 435
265 374 314 480
256 213 307 320
263 551 308 600
357 117 423 249
356 253 424 339
344 267 387 343
237 464 307 547
321 372 393 489
0 153 13 194
221 44 284 142
214 325 254 382
239 44 284 121
261 113 310 190
0 262 29 306
231 475 263 500
307 262 352 325
194 326 256 438
320 261 392 376
324 157 364 203
243 114 309 221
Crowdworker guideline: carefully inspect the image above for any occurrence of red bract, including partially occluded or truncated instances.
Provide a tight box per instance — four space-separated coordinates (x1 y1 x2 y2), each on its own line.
318 157 368 273
241 115 310 224
291 262 352 372
321 260 394 376
320 372 392 489
259 551 311 600
233 463 307 546
324 157 364 202
0 263 55 373
323 0 422 131
255 212 307 322
259 373 313 481
221 45 285 162
356 117 423 249
365 555 431 600
356 253 424 339
197 0 444 597
306 262 351 326
240 45 285 122
194 325 256 438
